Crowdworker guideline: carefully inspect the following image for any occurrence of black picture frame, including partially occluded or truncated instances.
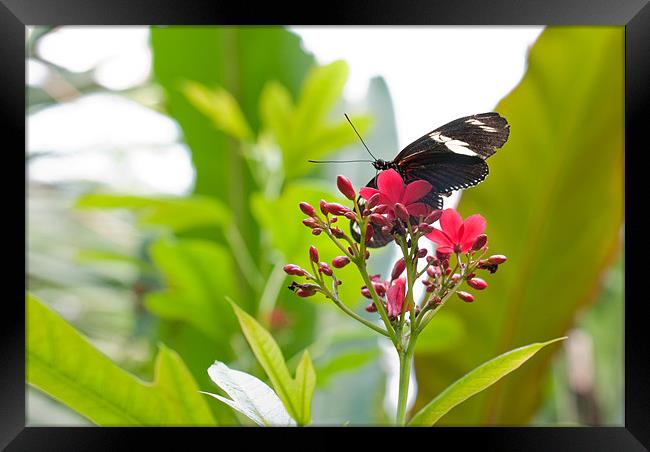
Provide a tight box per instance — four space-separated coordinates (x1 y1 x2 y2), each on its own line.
4 0 648 449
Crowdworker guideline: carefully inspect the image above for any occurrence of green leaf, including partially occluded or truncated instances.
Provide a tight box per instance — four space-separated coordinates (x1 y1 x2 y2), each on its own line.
294 351 317 425
76 193 231 232
145 238 239 345
414 27 624 425
27 293 216 426
182 81 254 141
229 301 317 426
229 301 301 422
315 348 380 388
204 361 295 426
409 338 566 426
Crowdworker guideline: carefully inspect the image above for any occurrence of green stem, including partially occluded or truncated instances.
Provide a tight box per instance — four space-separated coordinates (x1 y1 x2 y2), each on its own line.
396 339 417 425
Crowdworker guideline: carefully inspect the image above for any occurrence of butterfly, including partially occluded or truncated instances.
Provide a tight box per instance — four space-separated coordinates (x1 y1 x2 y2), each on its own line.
349 112 510 247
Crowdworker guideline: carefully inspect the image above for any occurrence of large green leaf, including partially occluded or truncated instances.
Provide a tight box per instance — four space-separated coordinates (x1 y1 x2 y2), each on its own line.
27 293 216 426
409 338 565 426
145 238 240 346
76 193 231 233
414 27 624 424
230 301 315 426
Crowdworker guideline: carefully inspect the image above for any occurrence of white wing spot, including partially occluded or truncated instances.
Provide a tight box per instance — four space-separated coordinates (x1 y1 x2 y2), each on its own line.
467 119 485 126
480 126 497 132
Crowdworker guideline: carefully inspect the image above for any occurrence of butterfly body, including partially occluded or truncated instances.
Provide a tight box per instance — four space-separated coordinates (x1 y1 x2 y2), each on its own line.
352 112 510 248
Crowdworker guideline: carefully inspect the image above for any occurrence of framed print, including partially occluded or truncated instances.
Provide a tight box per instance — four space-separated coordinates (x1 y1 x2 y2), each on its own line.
3 0 649 449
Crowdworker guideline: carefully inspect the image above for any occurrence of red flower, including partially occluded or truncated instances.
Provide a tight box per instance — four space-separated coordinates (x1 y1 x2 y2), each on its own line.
387 277 406 318
359 169 431 219
425 208 486 254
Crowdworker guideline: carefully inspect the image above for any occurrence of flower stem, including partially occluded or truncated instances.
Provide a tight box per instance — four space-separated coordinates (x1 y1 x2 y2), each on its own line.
396 338 417 425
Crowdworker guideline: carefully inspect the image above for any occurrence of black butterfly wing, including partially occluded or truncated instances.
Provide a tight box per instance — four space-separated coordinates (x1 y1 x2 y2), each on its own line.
395 112 509 163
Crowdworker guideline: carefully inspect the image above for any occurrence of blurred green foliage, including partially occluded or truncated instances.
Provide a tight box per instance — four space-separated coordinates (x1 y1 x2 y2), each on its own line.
26 26 623 426
414 26 623 425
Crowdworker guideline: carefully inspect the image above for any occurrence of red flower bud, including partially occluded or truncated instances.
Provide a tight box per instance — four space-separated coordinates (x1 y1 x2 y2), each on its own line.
332 256 350 268
302 218 319 228
325 202 351 216
424 209 443 224
361 286 372 299
331 227 345 238
428 296 442 307
445 267 452 275
394 203 409 222
467 277 488 290
472 234 488 251
319 199 329 215
488 255 507 264
374 204 389 214
367 193 381 209
436 250 451 261
426 267 437 278
451 273 461 282
370 213 390 227
418 223 433 234
309 246 319 263
344 211 358 221
337 175 356 200
391 258 406 280
283 264 306 276
425 285 435 292
319 262 333 276
299 202 316 217
311 228 322 235
417 248 428 258
330 216 338 223
457 291 475 303
296 288 316 297
373 283 386 297
365 303 378 312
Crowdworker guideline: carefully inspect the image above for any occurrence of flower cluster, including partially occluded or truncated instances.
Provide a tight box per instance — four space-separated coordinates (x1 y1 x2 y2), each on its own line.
284 171 507 335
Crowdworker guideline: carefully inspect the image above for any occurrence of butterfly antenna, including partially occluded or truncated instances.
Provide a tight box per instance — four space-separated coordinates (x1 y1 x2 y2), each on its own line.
345 113 377 161
309 159 374 164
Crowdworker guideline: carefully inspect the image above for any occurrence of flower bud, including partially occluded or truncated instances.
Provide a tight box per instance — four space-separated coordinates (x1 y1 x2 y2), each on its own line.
424 209 443 224
331 227 345 239
369 213 390 227
457 291 475 303
417 248 428 258
311 228 322 235
445 267 452 275
365 303 378 312
394 203 409 222
374 204 389 214
425 285 435 293
426 267 437 278
283 264 305 276
319 199 329 215
472 234 488 251
467 277 488 290
319 262 333 276
418 223 433 234
344 211 357 221
488 255 507 265
330 216 338 223
373 283 386 297
361 286 372 299
427 296 442 307
451 273 461 283
391 258 406 280
436 250 451 261
367 193 381 209
296 288 316 297
302 218 319 229
309 245 319 263
337 175 356 200
326 202 351 216
299 202 316 217
332 256 350 268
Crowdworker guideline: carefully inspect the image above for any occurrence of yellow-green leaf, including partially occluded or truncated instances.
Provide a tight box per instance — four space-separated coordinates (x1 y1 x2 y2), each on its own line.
27 293 216 426
409 338 565 426
294 350 316 425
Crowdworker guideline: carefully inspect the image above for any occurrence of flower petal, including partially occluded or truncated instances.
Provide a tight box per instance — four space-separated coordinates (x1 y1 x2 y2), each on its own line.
425 228 454 249
387 278 406 317
460 214 486 251
439 208 464 243
402 180 432 205
377 169 405 204
359 187 380 201
406 202 430 218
